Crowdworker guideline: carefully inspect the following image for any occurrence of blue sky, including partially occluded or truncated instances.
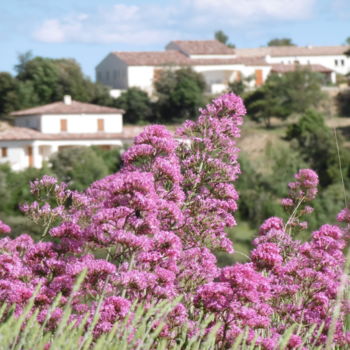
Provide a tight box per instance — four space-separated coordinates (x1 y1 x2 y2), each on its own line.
1 0 350 79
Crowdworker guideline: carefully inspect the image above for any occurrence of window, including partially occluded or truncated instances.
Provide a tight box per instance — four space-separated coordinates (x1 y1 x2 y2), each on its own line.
1 147 7 158
60 119 68 132
97 119 105 132
341 59 345 66
113 70 117 80
106 71 110 81
335 59 338 66
97 71 102 81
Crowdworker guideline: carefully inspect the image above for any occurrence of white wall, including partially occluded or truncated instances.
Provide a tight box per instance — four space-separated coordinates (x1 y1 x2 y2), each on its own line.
266 54 350 75
14 115 41 130
127 66 157 94
40 114 123 134
0 141 32 171
96 53 128 89
0 139 125 171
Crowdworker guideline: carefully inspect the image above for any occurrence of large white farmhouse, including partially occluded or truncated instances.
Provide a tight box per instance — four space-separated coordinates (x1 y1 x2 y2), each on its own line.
0 96 126 171
235 46 350 76
96 40 344 96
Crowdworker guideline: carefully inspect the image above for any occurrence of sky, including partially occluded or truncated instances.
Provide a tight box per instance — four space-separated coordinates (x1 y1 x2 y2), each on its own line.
1 0 350 79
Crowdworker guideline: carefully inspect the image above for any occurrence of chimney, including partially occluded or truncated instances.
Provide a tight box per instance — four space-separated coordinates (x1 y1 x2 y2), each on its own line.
63 95 72 105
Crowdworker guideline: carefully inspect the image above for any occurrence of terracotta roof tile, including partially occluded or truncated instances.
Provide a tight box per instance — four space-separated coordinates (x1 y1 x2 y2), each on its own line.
167 40 235 55
236 46 349 57
113 50 191 66
0 125 148 142
11 100 124 116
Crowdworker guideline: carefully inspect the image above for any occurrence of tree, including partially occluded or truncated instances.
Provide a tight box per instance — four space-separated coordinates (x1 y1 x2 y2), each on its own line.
244 75 290 127
114 87 154 124
49 147 110 191
336 89 350 116
286 109 350 187
245 68 325 127
15 55 112 107
14 51 33 75
267 38 295 46
215 30 235 48
154 68 206 123
0 73 20 118
345 37 350 45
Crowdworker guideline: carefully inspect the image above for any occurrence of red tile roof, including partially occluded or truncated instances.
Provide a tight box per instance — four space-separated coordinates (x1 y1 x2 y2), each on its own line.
270 63 333 73
167 40 236 55
0 126 46 140
236 46 349 57
112 50 191 66
11 100 124 116
0 125 146 142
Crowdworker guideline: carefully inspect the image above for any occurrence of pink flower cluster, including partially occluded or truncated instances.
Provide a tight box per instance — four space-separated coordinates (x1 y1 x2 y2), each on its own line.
281 168 319 231
0 93 348 347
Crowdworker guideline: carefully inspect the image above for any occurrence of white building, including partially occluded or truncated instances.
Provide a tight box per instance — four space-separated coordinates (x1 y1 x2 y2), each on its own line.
0 96 126 170
96 40 341 96
235 45 350 76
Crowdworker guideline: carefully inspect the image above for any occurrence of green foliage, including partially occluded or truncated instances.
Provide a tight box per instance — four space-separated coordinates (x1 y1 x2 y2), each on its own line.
336 89 350 116
0 73 21 118
286 109 350 187
214 30 235 48
245 69 325 127
0 289 343 349
114 87 154 124
0 53 113 116
0 164 52 215
154 68 206 123
267 38 296 46
49 147 112 191
90 146 122 174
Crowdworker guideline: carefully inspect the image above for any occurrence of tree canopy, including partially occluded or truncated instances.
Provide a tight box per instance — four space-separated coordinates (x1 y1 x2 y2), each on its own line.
267 38 296 46
214 30 235 48
245 68 324 127
154 67 206 123
114 87 154 124
0 53 113 119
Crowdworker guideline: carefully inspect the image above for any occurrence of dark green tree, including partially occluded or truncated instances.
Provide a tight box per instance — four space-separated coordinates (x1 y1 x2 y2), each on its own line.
15 55 112 107
336 89 350 116
114 87 153 124
49 147 110 191
154 67 206 123
214 30 235 48
267 38 296 46
286 109 350 187
16 57 60 105
245 68 324 127
0 73 21 118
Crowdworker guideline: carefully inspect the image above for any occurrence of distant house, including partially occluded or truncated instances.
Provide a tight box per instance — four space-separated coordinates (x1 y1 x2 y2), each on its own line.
235 45 350 76
0 96 126 170
96 40 343 96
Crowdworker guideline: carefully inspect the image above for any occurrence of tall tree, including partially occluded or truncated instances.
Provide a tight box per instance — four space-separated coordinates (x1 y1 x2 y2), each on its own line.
114 87 153 124
214 30 235 48
0 73 20 118
267 38 296 46
154 67 206 123
245 68 324 128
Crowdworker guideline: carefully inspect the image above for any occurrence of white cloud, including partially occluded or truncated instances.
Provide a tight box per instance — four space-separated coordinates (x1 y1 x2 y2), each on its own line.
188 0 316 22
33 4 180 45
33 0 317 45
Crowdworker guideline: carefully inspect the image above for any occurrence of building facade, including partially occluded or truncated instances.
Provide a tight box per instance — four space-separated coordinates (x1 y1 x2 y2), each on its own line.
96 40 343 96
0 96 126 170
